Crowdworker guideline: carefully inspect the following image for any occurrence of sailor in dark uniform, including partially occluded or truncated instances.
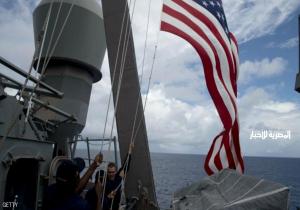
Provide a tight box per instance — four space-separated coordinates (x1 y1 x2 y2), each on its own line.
43 154 103 210
102 143 133 210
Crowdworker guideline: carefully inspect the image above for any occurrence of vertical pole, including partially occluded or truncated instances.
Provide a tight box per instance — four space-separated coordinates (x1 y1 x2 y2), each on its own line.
86 137 91 166
71 136 78 159
298 15 300 74
295 15 300 93
113 136 119 168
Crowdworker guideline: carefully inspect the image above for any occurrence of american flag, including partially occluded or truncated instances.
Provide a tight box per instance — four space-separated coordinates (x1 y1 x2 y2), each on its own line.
160 0 244 175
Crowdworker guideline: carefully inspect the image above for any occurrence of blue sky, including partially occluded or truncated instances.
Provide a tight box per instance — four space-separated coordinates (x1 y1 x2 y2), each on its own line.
238 15 299 101
0 0 300 158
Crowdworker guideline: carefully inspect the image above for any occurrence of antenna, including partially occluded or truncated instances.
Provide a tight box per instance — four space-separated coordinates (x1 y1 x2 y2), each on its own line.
295 15 300 93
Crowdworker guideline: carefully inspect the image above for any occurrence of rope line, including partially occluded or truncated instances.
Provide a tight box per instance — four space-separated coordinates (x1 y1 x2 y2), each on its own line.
19 0 55 101
0 0 55 144
116 16 161 208
126 0 153 166
103 0 160 207
41 0 64 73
25 0 76 124
100 0 137 208
24 1 54 123
100 0 130 151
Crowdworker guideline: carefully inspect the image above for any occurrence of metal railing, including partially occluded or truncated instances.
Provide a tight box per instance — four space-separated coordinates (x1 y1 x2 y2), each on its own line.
69 136 119 168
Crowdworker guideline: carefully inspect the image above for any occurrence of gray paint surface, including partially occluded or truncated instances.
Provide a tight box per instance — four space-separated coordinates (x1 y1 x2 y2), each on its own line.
33 0 106 82
33 0 106 155
173 169 289 210
0 96 37 140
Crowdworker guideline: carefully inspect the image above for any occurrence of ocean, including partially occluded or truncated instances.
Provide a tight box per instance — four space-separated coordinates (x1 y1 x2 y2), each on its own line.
151 153 300 210
75 150 300 209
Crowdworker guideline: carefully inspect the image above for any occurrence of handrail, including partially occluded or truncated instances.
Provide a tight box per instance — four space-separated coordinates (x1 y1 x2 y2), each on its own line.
0 56 63 97
0 72 62 98
31 97 76 121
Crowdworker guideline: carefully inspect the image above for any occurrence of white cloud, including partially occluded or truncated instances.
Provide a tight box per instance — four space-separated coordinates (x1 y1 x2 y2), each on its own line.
144 86 221 154
81 54 118 139
267 37 299 49
130 0 300 45
0 0 35 69
238 57 288 84
1 1 300 158
255 102 297 113
238 87 300 157
142 85 300 157
279 37 299 48
223 0 300 43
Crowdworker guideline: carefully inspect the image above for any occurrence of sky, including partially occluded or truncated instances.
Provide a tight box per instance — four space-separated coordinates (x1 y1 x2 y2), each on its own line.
0 0 300 158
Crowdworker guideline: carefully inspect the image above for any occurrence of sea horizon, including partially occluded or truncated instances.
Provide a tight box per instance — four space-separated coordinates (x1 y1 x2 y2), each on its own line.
75 149 300 209
75 147 300 159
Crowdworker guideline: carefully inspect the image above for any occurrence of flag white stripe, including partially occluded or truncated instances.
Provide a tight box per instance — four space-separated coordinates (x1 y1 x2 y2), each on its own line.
165 1 237 113
162 13 236 123
182 0 233 56
208 135 223 173
230 130 242 173
165 0 233 59
161 0 244 175
220 143 229 169
230 38 239 81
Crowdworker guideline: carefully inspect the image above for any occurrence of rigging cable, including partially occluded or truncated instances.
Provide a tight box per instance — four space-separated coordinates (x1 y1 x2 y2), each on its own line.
127 0 153 160
102 0 137 148
117 6 162 208
1 0 75 147
0 0 55 144
119 43 159 209
19 0 55 101
41 1 75 75
25 0 76 124
40 0 64 74
100 0 130 151
105 0 160 207
100 0 139 208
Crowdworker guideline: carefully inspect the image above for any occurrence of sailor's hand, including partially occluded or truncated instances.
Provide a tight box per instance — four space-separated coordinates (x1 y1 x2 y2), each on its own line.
91 153 103 169
119 170 125 178
95 153 103 165
108 191 116 199
128 142 134 154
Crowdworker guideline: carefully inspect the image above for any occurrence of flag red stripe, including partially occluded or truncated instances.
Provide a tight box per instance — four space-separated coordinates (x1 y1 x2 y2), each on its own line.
162 5 237 127
161 21 233 128
230 33 238 94
223 130 236 169
161 0 244 175
230 32 239 52
230 48 238 95
172 0 236 92
232 120 245 172
204 132 224 175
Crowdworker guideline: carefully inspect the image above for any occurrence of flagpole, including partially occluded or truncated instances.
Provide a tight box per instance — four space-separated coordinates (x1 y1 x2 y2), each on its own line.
295 15 300 93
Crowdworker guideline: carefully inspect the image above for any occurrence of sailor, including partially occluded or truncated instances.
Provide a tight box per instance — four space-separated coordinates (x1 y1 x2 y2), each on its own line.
43 154 103 210
102 143 134 210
